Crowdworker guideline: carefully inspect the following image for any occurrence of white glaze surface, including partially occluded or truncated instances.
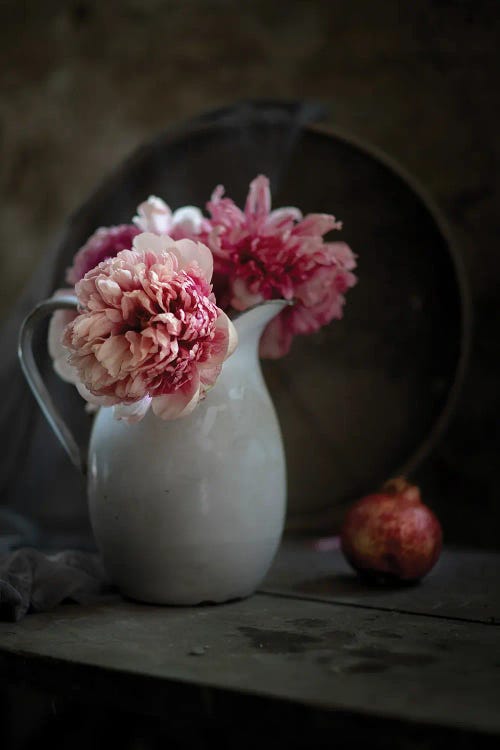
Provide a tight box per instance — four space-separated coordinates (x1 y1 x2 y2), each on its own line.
87 301 288 604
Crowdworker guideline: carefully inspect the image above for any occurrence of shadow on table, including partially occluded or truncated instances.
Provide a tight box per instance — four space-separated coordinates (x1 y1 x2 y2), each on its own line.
293 573 420 597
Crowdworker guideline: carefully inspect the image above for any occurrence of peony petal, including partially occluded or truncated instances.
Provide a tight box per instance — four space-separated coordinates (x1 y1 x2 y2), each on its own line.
48 308 74 360
95 336 131 378
151 374 201 420
264 206 303 232
230 278 264 311
259 314 293 359
294 213 342 237
171 206 205 235
222 313 238 359
150 312 182 336
53 350 80 384
207 185 245 226
75 381 118 407
132 232 172 256
245 175 271 220
198 363 222 389
95 278 123 307
133 196 172 234
205 311 238 365
113 396 152 423
48 307 80 384
170 239 213 281
325 241 358 271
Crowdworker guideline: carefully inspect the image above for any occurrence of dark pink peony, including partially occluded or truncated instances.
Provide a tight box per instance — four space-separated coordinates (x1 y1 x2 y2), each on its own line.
199 175 357 358
66 225 141 285
57 233 237 422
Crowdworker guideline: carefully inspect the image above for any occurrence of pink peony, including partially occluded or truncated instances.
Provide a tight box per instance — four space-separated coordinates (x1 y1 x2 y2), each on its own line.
66 225 140 285
57 233 237 422
199 175 357 358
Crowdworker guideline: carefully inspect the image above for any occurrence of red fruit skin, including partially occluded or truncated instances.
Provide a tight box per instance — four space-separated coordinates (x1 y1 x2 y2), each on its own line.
340 483 442 582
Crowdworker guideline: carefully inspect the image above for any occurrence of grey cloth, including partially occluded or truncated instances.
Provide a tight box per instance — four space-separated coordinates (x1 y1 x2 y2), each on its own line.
0 548 111 622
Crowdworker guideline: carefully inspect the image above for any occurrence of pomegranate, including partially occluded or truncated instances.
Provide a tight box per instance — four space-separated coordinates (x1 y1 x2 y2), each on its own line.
340 478 442 583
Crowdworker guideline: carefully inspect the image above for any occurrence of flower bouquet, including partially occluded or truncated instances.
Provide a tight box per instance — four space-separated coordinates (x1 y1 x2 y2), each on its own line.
49 175 356 421
19 175 356 604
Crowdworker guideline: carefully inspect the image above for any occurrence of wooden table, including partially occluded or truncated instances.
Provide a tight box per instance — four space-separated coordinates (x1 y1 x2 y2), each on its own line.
1 540 499 748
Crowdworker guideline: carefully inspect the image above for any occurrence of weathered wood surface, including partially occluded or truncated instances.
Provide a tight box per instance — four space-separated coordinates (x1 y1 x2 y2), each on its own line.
263 540 500 624
0 546 499 738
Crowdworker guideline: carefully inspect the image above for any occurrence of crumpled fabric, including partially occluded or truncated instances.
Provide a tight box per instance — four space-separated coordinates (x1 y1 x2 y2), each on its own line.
0 548 111 622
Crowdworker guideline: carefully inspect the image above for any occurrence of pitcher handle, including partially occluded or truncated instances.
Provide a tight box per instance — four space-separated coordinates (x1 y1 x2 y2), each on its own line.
18 294 86 475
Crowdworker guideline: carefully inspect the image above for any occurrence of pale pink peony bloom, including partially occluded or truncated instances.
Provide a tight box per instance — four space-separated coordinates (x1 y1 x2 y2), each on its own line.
133 196 210 239
58 233 237 422
199 175 357 358
66 225 140 285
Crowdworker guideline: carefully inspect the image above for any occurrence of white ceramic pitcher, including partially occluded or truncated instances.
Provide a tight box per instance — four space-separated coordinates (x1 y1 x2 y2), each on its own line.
18 297 288 604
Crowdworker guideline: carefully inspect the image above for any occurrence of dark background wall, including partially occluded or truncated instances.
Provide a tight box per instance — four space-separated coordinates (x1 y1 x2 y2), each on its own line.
1 0 498 547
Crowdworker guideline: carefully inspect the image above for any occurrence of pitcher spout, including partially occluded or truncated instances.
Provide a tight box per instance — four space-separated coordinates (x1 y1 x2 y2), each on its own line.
232 299 292 351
